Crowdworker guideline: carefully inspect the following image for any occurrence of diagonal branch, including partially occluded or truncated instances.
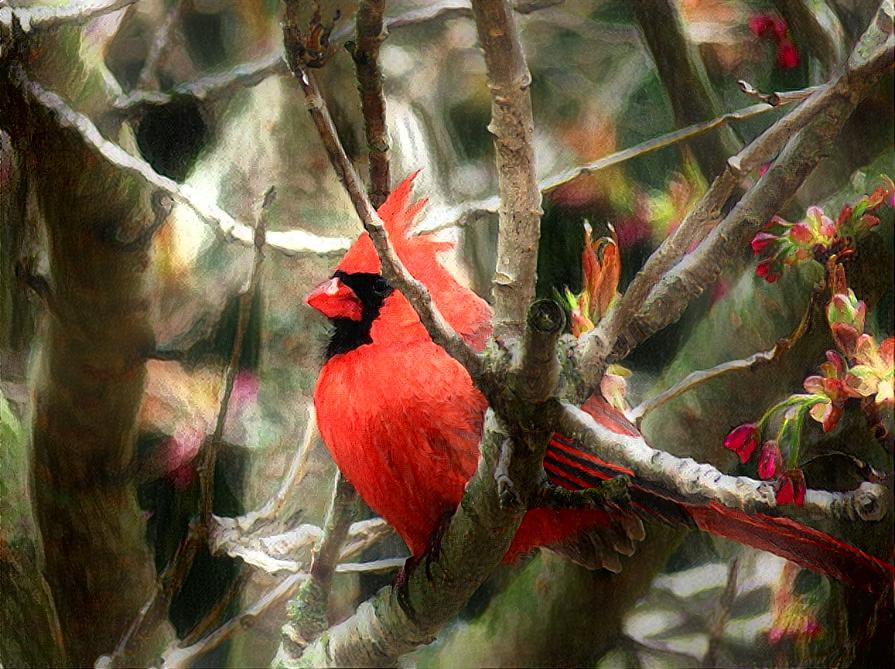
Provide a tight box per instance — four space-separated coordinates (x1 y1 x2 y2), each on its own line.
576 12 894 390
605 26 893 365
471 0 542 342
0 0 136 32
282 3 483 381
12 70 350 257
416 89 818 235
351 0 391 208
628 289 818 427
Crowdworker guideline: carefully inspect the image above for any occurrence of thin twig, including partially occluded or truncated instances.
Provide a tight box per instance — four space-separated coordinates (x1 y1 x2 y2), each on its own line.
628 288 818 427
214 405 319 537
416 90 817 235
113 53 290 118
471 0 542 342
0 0 136 32
198 187 273 528
106 189 272 667
738 80 824 107
702 559 738 667
352 0 391 208
112 0 562 118
282 3 483 380
285 472 359 644
10 68 350 257
134 0 184 91
161 573 308 669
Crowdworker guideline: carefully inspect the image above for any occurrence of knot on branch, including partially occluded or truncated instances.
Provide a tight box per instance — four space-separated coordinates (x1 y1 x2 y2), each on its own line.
851 482 887 522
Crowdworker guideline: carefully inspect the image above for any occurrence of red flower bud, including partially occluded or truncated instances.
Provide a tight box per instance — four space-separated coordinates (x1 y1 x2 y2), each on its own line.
751 231 777 254
758 441 783 480
749 14 774 37
776 40 800 69
724 423 760 463
776 469 806 506
756 259 782 283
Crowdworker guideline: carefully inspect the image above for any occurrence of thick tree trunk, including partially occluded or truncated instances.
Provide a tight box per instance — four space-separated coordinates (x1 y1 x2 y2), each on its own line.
1 25 171 666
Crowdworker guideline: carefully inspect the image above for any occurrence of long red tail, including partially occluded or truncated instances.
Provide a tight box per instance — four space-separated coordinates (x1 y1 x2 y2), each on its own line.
546 399 895 594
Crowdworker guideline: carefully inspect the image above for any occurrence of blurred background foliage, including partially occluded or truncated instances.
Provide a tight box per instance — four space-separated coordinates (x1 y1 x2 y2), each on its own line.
1 0 892 667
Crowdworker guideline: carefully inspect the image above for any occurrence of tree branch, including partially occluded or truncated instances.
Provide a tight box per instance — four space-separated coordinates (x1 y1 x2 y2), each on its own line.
556 403 887 522
162 573 308 669
134 0 184 91
631 0 742 178
628 288 818 427
284 472 359 646
198 187 272 528
471 0 542 342
108 188 272 666
606 24 893 363
282 2 483 381
416 88 817 235
351 0 390 208
12 71 350 256
577 12 894 388
0 0 136 32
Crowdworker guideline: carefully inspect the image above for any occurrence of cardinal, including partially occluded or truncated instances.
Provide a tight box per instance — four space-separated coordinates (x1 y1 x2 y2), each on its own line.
307 173 894 593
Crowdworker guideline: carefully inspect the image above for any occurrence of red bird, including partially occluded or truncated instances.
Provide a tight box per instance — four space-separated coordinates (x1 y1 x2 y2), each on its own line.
308 174 894 593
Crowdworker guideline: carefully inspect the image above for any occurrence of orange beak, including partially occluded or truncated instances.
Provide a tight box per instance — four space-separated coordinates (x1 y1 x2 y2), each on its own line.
305 276 363 321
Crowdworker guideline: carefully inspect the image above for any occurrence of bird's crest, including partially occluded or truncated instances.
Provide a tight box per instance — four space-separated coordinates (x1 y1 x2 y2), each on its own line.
335 171 451 276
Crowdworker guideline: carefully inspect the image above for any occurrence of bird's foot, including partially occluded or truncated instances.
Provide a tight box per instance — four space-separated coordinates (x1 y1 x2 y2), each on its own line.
532 475 632 510
393 511 454 621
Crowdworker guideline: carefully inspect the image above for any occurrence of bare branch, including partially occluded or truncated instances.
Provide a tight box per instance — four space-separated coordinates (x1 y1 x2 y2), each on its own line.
210 518 394 576
352 0 391 208
556 403 887 523
134 0 185 91
628 289 817 427
11 69 349 256
112 0 562 118
576 15 893 388
631 0 742 177
0 0 136 32
470 0 542 341
113 52 290 118
604 27 893 365
281 4 483 380
738 80 824 107
284 473 359 645
416 90 817 235
216 406 319 537
161 573 308 669
197 188 271 527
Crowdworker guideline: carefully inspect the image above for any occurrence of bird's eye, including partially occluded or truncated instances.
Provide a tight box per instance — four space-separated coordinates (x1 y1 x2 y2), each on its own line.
372 276 391 296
